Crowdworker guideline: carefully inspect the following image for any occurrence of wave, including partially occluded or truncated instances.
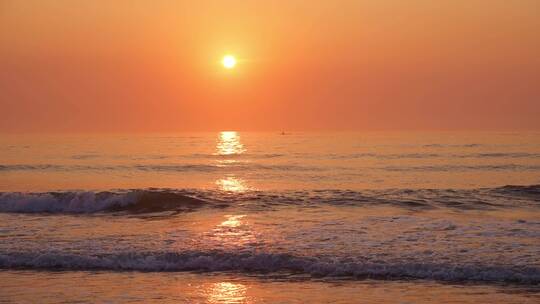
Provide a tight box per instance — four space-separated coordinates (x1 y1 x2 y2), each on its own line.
1 185 539 214
381 164 540 172
2 163 540 174
0 163 317 172
423 143 482 148
38 152 540 162
325 152 540 160
0 251 537 284
493 184 540 201
188 153 285 159
0 190 214 214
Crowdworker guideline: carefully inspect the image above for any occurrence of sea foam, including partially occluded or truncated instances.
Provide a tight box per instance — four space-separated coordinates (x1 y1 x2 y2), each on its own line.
0 190 209 214
0 250 538 284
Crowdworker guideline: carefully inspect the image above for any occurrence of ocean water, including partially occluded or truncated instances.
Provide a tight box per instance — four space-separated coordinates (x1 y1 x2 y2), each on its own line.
1 132 539 303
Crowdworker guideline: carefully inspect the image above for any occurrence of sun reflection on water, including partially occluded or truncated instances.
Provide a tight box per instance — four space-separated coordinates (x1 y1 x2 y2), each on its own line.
204 214 259 249
214 131 253 192
216 176 251 192
220 215 246 228
207 282 248 304
216 131 246 156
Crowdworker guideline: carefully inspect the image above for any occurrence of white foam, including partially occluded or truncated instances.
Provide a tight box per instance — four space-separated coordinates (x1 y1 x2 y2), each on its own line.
0 251 538 284
0 192 137 213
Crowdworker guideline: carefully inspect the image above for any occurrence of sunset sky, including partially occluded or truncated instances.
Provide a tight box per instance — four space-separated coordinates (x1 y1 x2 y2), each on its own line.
1 0 539 132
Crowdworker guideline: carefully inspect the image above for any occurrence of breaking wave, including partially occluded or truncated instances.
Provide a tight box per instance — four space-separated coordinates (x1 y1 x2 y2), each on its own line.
0 190 213 214
0 251 537 284
1 185 539 214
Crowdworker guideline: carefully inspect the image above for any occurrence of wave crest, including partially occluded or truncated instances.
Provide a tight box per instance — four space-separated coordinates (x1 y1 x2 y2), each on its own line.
1 185 539 214
0 190 211 214
0 251 537 284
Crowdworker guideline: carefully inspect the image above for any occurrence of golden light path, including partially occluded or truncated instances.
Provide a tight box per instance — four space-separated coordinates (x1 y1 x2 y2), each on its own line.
216 176 251 192
219 215 246 228
215 131 251 192
216 131 246 156
201 132 254 303
207 282 247 304
212 131 256 249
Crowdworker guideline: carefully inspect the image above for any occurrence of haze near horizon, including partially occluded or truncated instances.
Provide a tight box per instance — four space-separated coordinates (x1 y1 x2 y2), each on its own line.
1 0 539 132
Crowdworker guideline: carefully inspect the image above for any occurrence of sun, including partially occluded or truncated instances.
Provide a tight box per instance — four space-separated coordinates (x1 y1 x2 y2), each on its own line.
222 55 237 69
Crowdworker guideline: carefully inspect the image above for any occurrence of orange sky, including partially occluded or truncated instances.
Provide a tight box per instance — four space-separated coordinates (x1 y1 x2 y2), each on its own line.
1 0 539 132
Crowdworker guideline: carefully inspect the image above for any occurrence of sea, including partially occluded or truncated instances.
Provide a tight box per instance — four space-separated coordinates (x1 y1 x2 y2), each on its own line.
0 132 539 303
